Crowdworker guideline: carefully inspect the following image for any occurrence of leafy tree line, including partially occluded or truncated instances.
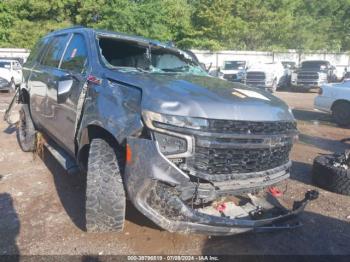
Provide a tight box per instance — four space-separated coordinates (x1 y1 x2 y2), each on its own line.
0 0 349 51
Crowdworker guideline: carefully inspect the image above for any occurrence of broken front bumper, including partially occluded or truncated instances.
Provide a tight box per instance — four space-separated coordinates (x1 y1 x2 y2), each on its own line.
125 137 318 235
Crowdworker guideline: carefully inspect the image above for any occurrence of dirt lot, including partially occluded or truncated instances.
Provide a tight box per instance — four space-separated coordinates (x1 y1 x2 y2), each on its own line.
0 90 350 256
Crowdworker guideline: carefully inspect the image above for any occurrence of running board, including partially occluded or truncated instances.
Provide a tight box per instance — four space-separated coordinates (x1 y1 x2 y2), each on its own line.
44 141 80 175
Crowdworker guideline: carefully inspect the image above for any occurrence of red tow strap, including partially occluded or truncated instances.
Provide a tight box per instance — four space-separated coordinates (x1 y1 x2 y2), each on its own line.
268 186 283 197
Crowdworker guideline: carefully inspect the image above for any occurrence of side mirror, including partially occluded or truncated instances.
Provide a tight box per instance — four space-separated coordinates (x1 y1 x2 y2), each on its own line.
57 77 74 104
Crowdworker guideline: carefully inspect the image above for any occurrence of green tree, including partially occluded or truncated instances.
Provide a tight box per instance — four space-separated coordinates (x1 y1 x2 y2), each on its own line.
0 0 350 52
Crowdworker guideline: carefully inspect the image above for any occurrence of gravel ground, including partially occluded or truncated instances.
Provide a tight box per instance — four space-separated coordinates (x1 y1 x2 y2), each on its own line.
0 90 349 256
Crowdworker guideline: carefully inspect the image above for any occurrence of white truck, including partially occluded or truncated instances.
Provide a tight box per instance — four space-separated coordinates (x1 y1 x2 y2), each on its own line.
219 60 247 82
0 59 23 92
244 62 287 92
314 80 350 126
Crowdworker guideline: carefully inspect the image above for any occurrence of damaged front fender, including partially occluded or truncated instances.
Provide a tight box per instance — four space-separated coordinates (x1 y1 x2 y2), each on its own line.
76 80 144 151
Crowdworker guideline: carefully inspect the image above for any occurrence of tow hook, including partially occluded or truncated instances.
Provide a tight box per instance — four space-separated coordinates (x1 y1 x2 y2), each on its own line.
293 189 319 210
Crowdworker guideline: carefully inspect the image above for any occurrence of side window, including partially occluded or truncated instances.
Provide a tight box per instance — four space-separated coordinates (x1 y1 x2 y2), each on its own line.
60 34 88 74
41 34 68 68
25 37 49 66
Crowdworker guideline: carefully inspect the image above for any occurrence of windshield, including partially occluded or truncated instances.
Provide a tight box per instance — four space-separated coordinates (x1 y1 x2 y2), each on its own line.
223 61 246 70
301 61 328 69
282 61 296 68
0 61 11 68
98 37 207 75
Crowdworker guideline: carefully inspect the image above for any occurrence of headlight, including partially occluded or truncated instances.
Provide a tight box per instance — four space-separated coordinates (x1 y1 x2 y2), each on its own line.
142 111 197 157
142 110 208 130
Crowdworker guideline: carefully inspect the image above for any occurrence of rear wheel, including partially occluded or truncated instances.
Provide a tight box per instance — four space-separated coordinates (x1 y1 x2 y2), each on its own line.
332 101 350 126
17 104 36 152
85 138 126 232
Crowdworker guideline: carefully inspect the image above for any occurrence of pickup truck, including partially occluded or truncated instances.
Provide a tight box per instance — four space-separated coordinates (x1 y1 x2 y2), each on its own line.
219 60 246 82
16 27 316 235
314 80 350 126
0 59 23 92
244 62 287 92
291 60 337 91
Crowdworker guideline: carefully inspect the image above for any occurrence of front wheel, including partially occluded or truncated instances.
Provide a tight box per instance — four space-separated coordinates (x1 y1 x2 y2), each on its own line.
332 102 350 126
85 138 126 232
17 104 36 152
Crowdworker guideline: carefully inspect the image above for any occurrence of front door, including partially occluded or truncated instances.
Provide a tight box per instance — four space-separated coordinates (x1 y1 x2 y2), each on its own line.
29 34 69 132
52 33 89 155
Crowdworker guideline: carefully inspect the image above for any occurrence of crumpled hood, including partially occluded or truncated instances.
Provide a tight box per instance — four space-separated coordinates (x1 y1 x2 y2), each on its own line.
107 71 294 121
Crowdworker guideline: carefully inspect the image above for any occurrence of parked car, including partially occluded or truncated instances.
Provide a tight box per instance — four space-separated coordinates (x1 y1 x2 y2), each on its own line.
218 60 247 82
0 59 23 92
0 76 11 92
314 80 350 126
17 27 316 235
244 62 287 92
291 60 337 91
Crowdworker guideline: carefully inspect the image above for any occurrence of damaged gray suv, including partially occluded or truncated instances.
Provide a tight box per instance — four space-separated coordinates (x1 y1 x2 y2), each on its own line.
17 27 317 235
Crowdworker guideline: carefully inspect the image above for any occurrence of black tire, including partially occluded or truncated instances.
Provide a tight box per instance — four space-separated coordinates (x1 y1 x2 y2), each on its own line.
17 104 36 152
332 101 350 126
85 138 126 232
312 155 350 196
